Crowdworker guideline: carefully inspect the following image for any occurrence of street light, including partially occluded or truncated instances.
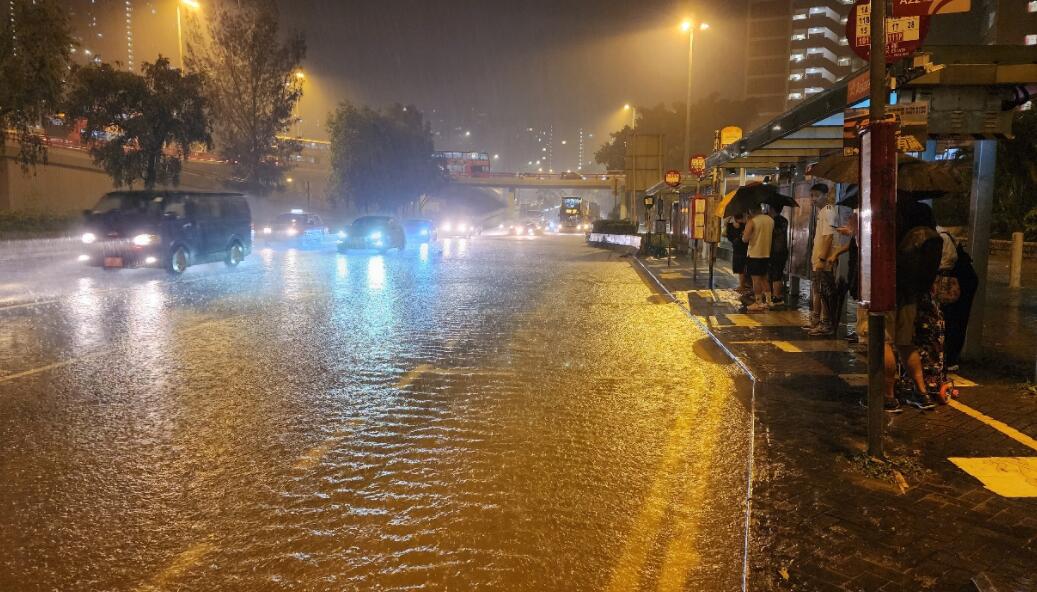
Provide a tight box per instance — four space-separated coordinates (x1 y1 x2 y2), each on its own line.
623 103 637 129
176 0 201 70
680 18 709 163
295 70 306 80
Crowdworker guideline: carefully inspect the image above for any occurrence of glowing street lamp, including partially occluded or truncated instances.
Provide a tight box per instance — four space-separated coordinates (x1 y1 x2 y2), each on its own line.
680 18 709 161
177 0 201 70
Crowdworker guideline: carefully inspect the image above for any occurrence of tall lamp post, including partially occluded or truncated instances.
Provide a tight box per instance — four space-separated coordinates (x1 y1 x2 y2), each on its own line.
177 0 201 69
680 19 709 164
624 104 637 224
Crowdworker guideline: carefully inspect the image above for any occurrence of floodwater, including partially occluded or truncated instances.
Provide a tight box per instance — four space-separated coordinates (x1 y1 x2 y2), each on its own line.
0 234 752 591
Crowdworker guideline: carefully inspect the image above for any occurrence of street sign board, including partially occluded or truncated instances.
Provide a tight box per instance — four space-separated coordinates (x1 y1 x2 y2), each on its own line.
843 103 929 155
892 0 970 17
720 126 742 148
848 0 930 63
691 196 706 240
847 72 870 105
688 154 707 177
664 170 682 188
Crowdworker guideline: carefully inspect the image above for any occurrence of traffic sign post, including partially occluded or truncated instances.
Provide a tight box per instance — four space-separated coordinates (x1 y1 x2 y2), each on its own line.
664 170 682 188
688 154 706 178
848 0 930 64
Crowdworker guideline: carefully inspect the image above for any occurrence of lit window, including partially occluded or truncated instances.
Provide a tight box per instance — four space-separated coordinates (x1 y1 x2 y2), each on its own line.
1027 34 1037 45
838 57 851 66
789 73 803 81
793 12 807 20
788 92 803 100
791 53 805 61
792 33 807 40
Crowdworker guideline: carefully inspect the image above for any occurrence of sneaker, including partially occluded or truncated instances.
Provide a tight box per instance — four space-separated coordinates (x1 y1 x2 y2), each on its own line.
801 323 820 331
844 331 859 343
900 387 937 410
746 302 770 313
807 325 833 337
946 364 959 373
884 398 903 414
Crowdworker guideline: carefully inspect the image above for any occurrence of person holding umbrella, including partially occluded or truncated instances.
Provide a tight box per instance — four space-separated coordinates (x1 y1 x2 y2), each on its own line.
742 203 774 312
805 183 837 336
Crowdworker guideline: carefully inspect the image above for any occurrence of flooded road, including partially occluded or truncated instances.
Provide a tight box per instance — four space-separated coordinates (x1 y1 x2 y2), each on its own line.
0 234 752 591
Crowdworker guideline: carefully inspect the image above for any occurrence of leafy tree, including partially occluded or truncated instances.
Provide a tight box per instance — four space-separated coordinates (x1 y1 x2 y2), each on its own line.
327 102 446 213
65 57 211 189
187 0 305 193
594 94 759 172
993 110 1037 239
594 126 632 171
0 0 74 168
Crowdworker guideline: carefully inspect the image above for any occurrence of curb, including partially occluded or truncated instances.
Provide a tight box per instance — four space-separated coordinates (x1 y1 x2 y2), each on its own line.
631 255 758 592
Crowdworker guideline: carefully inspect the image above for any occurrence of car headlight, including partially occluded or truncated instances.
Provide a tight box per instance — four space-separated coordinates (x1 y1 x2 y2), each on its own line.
131 233 156 246
286 227 299 237
81 232 97 244
337 230 347 239
369 231 382 241
442 222 452 232
458 223 468 232
263 227 273 234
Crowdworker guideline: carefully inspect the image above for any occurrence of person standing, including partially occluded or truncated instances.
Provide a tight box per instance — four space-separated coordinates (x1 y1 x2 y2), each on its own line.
743 205 775 312
938 231 978 371
805 184 836 336
768 205 790 310
726 216 751 294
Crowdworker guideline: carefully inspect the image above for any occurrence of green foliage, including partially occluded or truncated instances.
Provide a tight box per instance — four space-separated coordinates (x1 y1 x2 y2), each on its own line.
592 219 637 235
0 0 74 168
0 210 78 238
595 94 759 172
993 110 1037 238
327 102 446 213
1024 207 1037 241
65 57 211 189
187 0 305 193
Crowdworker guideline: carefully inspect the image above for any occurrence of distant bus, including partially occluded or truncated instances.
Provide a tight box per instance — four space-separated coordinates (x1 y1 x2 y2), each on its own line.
433 151 491 176
558 197 588 232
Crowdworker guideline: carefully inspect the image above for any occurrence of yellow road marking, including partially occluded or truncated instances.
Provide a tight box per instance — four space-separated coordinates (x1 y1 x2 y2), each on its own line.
0 359 80 384
773 341 802 353
726 314 762 328
948 457 1037 497
395 363 434 389
136 540 215 591
948 373 978 387
605 397 702 592
948 400 1037 453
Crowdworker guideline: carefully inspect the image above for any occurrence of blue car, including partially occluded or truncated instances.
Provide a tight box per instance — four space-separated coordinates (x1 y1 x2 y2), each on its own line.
337 216 406 253
403 219 437 243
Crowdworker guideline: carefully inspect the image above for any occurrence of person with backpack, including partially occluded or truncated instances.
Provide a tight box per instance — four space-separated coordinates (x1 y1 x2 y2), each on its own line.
768 205 790 310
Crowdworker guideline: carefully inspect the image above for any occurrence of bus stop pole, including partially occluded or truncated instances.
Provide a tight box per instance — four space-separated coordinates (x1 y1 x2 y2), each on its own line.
867 0 891 459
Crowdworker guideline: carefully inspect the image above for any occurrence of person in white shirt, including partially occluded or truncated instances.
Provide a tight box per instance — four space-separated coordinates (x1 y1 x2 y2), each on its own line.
805 183 836 336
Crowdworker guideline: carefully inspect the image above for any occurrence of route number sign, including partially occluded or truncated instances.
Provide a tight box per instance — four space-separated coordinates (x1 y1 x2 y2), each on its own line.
688 154 706 177
664 170 682 188
847 0 930 63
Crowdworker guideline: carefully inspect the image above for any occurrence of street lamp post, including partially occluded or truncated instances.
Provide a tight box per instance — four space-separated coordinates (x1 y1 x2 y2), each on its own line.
176 0 200 70
681 20 708 165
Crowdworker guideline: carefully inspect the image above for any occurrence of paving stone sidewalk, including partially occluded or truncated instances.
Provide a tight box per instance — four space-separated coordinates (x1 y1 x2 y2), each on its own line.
637 252 1037 592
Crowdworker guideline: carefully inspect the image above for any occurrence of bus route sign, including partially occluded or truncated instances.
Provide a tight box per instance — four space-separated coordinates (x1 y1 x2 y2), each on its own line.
847 0 930 63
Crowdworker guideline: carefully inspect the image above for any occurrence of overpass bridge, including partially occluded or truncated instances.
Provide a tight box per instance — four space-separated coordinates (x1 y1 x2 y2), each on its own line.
449 172 624 213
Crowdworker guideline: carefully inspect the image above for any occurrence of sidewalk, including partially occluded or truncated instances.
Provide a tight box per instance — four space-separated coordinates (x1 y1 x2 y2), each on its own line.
637 252 1037 592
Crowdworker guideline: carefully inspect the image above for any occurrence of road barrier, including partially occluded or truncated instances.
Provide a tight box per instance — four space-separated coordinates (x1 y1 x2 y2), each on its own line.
587 233 641 250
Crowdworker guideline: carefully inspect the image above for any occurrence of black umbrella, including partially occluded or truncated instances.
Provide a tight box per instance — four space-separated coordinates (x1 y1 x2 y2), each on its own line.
723 183 793 217
837 184 860 209
763 191 798 211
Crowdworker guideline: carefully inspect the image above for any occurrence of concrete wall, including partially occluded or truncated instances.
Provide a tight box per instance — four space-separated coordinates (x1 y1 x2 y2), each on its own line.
1 142 334 218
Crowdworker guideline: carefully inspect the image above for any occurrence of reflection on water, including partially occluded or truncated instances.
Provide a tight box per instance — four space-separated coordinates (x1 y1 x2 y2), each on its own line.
442 238 453 258
419 243 430 263
336 255 349 280
68 277 102 349
457 238 468 257
126 280 168 366
367 255 386 292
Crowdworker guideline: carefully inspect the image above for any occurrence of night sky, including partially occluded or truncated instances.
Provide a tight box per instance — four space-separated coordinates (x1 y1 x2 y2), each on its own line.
278 0 750 171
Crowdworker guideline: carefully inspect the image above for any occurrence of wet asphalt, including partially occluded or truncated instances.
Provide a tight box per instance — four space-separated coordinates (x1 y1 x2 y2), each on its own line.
0 234 753 591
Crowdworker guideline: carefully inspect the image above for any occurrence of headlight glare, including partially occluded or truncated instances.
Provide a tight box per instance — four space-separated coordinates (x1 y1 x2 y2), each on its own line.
131 233 155 246
81 232 97 244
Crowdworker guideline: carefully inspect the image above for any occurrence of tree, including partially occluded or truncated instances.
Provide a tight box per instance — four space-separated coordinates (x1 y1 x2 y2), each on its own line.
65 57 211 189
994 110 1037 239
187 0 305 193
327 102 446 213
594 94 759 172
594 126 633 171
0 0 74 168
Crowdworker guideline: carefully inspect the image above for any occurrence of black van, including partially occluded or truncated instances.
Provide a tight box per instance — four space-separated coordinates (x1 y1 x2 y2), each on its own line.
80 191 252 274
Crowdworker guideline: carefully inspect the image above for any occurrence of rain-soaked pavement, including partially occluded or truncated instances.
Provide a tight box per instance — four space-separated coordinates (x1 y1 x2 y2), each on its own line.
0 234 753 591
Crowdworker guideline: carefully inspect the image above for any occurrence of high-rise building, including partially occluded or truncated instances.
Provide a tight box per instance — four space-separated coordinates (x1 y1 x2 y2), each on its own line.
979 0 1037 45
66 0 172 70
745 0 860 125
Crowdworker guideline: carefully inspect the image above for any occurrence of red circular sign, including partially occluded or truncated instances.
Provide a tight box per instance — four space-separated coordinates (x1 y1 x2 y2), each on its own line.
846 0 930 64
664 170 682 188
688 154 707 177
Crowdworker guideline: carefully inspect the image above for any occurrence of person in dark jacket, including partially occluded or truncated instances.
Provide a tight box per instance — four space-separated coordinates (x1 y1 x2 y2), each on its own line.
726 215 751 294
768 205 789 309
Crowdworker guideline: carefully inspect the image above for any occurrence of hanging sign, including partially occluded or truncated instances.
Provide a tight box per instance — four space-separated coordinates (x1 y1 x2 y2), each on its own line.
848 0 930 63
664 170 682 188
720 126 743 148
688 154 707 177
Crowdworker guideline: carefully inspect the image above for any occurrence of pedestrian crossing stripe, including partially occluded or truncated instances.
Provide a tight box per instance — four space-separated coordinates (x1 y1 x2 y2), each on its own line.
948 457 1037 498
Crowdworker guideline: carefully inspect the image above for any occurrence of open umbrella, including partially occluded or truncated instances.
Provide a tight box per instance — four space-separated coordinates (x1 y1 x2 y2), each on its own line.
722 183 793 218
715 189 738 218
809 153 967 194
763 191 798 211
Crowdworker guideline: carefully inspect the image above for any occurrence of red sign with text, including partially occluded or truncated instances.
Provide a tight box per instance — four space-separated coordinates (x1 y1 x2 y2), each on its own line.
688 154 707 177
847 0 930 63
892 0 970 17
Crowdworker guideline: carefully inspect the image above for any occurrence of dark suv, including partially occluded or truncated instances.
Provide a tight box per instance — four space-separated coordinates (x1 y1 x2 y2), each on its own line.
80 191 252 274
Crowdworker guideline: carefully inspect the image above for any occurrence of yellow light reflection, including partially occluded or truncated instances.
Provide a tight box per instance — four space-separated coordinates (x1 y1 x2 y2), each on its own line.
419 243 430 262
443 238 453 259
336 255 349 279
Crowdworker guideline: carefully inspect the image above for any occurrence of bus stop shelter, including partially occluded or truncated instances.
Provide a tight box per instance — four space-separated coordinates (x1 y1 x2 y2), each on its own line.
703 45 1037 358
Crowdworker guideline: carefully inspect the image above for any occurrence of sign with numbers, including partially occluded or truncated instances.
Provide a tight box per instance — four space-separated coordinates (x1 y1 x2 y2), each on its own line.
688 154 707 177
664 170 682 188
847 0 930 63
892 0 970 17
